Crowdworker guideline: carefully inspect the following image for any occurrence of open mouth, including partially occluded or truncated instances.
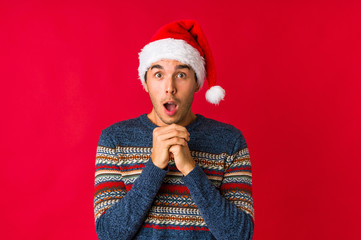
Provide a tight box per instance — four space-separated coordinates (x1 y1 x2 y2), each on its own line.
163 101 178 115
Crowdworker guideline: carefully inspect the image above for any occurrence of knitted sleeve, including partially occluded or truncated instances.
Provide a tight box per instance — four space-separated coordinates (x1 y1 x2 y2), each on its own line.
94 130 168 240
182 133 254 240
220 137 254 222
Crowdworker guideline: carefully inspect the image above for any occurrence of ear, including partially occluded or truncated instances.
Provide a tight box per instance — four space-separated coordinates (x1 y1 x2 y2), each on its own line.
195 83 200 92
144 83 149 93
143 71 149 92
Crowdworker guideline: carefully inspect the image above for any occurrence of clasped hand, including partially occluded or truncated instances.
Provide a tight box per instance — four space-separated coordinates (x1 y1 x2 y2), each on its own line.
151 124 195 176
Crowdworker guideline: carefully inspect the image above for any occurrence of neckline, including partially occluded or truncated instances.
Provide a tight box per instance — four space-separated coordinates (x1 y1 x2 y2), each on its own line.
139 113 204 132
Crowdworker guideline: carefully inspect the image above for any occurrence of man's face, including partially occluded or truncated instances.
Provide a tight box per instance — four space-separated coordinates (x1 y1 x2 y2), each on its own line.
144 59 200 126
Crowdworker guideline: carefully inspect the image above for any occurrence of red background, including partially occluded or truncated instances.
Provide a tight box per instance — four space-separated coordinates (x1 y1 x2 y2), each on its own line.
1 0 361 239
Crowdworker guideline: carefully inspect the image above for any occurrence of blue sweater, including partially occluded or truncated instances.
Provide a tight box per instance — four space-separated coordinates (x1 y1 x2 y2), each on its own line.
94 114 254 239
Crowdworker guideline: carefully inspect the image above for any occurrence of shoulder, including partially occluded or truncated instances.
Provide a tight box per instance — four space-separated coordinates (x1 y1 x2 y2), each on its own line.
192 115 248 154
102 116 142 135
98 115 150 147
198 116 241 134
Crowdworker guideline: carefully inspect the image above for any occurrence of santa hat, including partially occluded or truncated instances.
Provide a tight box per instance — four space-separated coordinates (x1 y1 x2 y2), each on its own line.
138 20 225 104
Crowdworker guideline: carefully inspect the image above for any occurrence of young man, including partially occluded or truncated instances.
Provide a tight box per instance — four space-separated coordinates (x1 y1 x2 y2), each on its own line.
94 20 254 240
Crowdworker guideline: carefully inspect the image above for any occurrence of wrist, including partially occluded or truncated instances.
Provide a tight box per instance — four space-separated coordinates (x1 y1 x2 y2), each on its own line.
182 162 196 176
152 160 168 170
151 153 168 169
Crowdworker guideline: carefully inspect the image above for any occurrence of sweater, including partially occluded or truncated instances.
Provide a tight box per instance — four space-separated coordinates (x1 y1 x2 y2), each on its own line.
94 114 254 240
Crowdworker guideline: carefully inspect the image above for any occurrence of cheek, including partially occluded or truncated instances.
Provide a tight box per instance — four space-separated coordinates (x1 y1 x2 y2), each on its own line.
146 81 160 93
147 86 164 103
185 83 198 94
148 86 162 96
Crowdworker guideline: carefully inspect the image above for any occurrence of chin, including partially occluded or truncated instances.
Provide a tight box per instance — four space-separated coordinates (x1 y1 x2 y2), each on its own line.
160 116 180 125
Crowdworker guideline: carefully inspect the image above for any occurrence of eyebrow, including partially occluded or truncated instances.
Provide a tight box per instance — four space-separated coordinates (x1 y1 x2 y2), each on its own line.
176 65 190 70
150 64 191 71
150 64 163 70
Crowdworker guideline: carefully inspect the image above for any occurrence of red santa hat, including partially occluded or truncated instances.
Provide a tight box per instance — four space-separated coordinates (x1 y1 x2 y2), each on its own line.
138 20 225 104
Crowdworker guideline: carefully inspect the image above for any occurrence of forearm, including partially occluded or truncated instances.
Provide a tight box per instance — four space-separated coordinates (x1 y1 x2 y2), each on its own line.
183 165 254 240
96 159 168 240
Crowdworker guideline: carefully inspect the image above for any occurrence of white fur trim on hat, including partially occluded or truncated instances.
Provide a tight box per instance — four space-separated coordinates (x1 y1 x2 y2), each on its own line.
205 85 225 104
138 38 205 88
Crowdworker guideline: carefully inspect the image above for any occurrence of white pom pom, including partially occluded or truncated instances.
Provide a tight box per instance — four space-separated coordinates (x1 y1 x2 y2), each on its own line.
205 86 225 104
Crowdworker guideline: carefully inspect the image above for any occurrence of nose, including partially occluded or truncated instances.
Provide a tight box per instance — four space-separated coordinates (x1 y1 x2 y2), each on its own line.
165 76 176 95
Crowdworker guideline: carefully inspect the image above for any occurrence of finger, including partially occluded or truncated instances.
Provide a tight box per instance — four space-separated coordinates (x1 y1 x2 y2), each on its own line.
169 142 187 152
163 137 188 147
154 124 189 136
157 130 190 141
169 144 189 158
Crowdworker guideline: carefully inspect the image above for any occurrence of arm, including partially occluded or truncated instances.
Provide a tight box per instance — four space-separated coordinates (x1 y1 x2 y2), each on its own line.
94 131 168 240
182 135 254 240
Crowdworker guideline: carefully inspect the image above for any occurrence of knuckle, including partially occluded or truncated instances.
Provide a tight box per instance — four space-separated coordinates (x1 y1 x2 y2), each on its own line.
171 138 179 145
179 126 186 131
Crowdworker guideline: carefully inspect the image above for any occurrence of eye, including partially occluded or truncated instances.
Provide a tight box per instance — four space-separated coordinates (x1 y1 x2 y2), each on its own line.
177 72 186 78
154 72 163 78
